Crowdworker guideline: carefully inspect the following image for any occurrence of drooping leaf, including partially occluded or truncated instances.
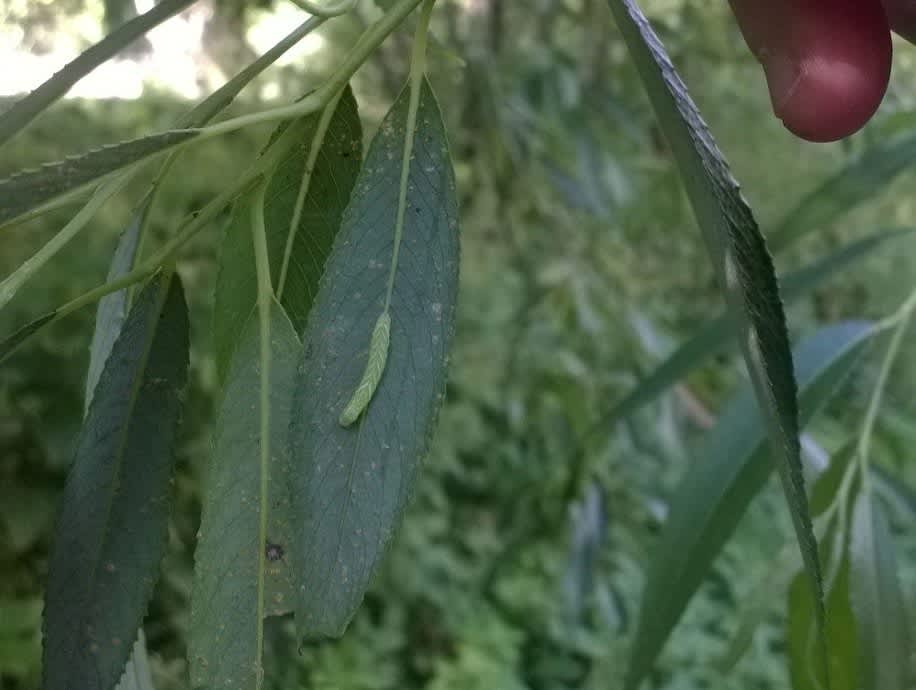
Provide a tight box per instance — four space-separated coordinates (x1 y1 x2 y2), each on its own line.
0 0 196 148
289 78 459 639
809 442 856 518
624 321 874 689
84 218 155 690
850 492 911 690
0 130 198 226
772 131 916 251
190 301 301 689
787 553 859 690
607 6 826 664
42 272 189 690
213 86 362 381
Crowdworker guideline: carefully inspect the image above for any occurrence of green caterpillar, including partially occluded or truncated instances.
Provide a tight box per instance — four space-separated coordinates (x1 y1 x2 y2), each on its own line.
338 311 391 427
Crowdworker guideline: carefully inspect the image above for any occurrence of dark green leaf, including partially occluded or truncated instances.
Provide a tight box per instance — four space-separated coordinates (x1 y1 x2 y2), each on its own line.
213 86 361 381
850 492 911 690
772 131 916 251
42 272 189 690
0 0 195 148
607 5 825 661
190 301 301 689
289 78 459 639
0 130 198 226
624 322 874 689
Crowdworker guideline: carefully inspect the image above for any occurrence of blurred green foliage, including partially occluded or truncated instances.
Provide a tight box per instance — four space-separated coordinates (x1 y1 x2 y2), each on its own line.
2 1 915 689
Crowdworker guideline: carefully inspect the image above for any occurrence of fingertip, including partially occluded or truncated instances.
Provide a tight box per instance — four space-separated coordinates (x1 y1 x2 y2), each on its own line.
732 0 893 143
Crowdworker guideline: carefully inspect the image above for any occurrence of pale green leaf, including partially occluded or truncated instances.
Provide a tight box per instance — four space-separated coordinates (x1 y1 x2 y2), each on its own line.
42 272 189 690
850 492 911 690
787 554 859 690
289 78 459 639
190 301 301 689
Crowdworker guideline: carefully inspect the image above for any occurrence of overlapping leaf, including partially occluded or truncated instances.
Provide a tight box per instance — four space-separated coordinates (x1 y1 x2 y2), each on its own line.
213 86 362 380
289 78 460 639
624 322 874 688
42 272 189 690
190 301 301 689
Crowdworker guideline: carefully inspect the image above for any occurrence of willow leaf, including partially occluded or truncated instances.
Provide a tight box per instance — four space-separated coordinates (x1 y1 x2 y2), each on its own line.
42 272 189 690
289 78 459 639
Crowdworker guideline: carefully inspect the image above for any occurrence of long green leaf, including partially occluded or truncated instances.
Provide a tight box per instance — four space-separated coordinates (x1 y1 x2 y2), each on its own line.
0 130 198 226
42 272 189 690
213 86 361 380
0 0 196 148
850 492 911 690
84 218 155 690
289 77 459 639
190 301 301 689
607 4 825 671
624 321 875 689
772 131 916 251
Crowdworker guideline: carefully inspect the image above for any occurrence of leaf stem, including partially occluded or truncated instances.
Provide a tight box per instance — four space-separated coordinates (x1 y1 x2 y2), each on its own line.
249 180 273 688
277 88 345 300
385 0 436 312
0 0 424 314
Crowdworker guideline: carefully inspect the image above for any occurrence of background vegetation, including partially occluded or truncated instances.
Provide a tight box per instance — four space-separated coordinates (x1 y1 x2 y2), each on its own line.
1 1 915 688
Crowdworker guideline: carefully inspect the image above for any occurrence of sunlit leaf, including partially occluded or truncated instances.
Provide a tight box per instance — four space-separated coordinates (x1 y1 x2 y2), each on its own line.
850 492 911 690
289 78 459 639
213 86 361 381
190 301 301 689
624 322 874 689
42 272 189 690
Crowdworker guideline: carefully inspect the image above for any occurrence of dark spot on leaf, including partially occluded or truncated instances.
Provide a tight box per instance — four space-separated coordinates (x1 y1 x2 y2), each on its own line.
265 541 284 562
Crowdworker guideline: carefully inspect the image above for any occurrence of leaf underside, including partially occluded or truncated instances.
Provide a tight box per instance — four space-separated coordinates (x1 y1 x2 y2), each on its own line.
190 301 302 689
289 77 460 640
42 272 189 690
